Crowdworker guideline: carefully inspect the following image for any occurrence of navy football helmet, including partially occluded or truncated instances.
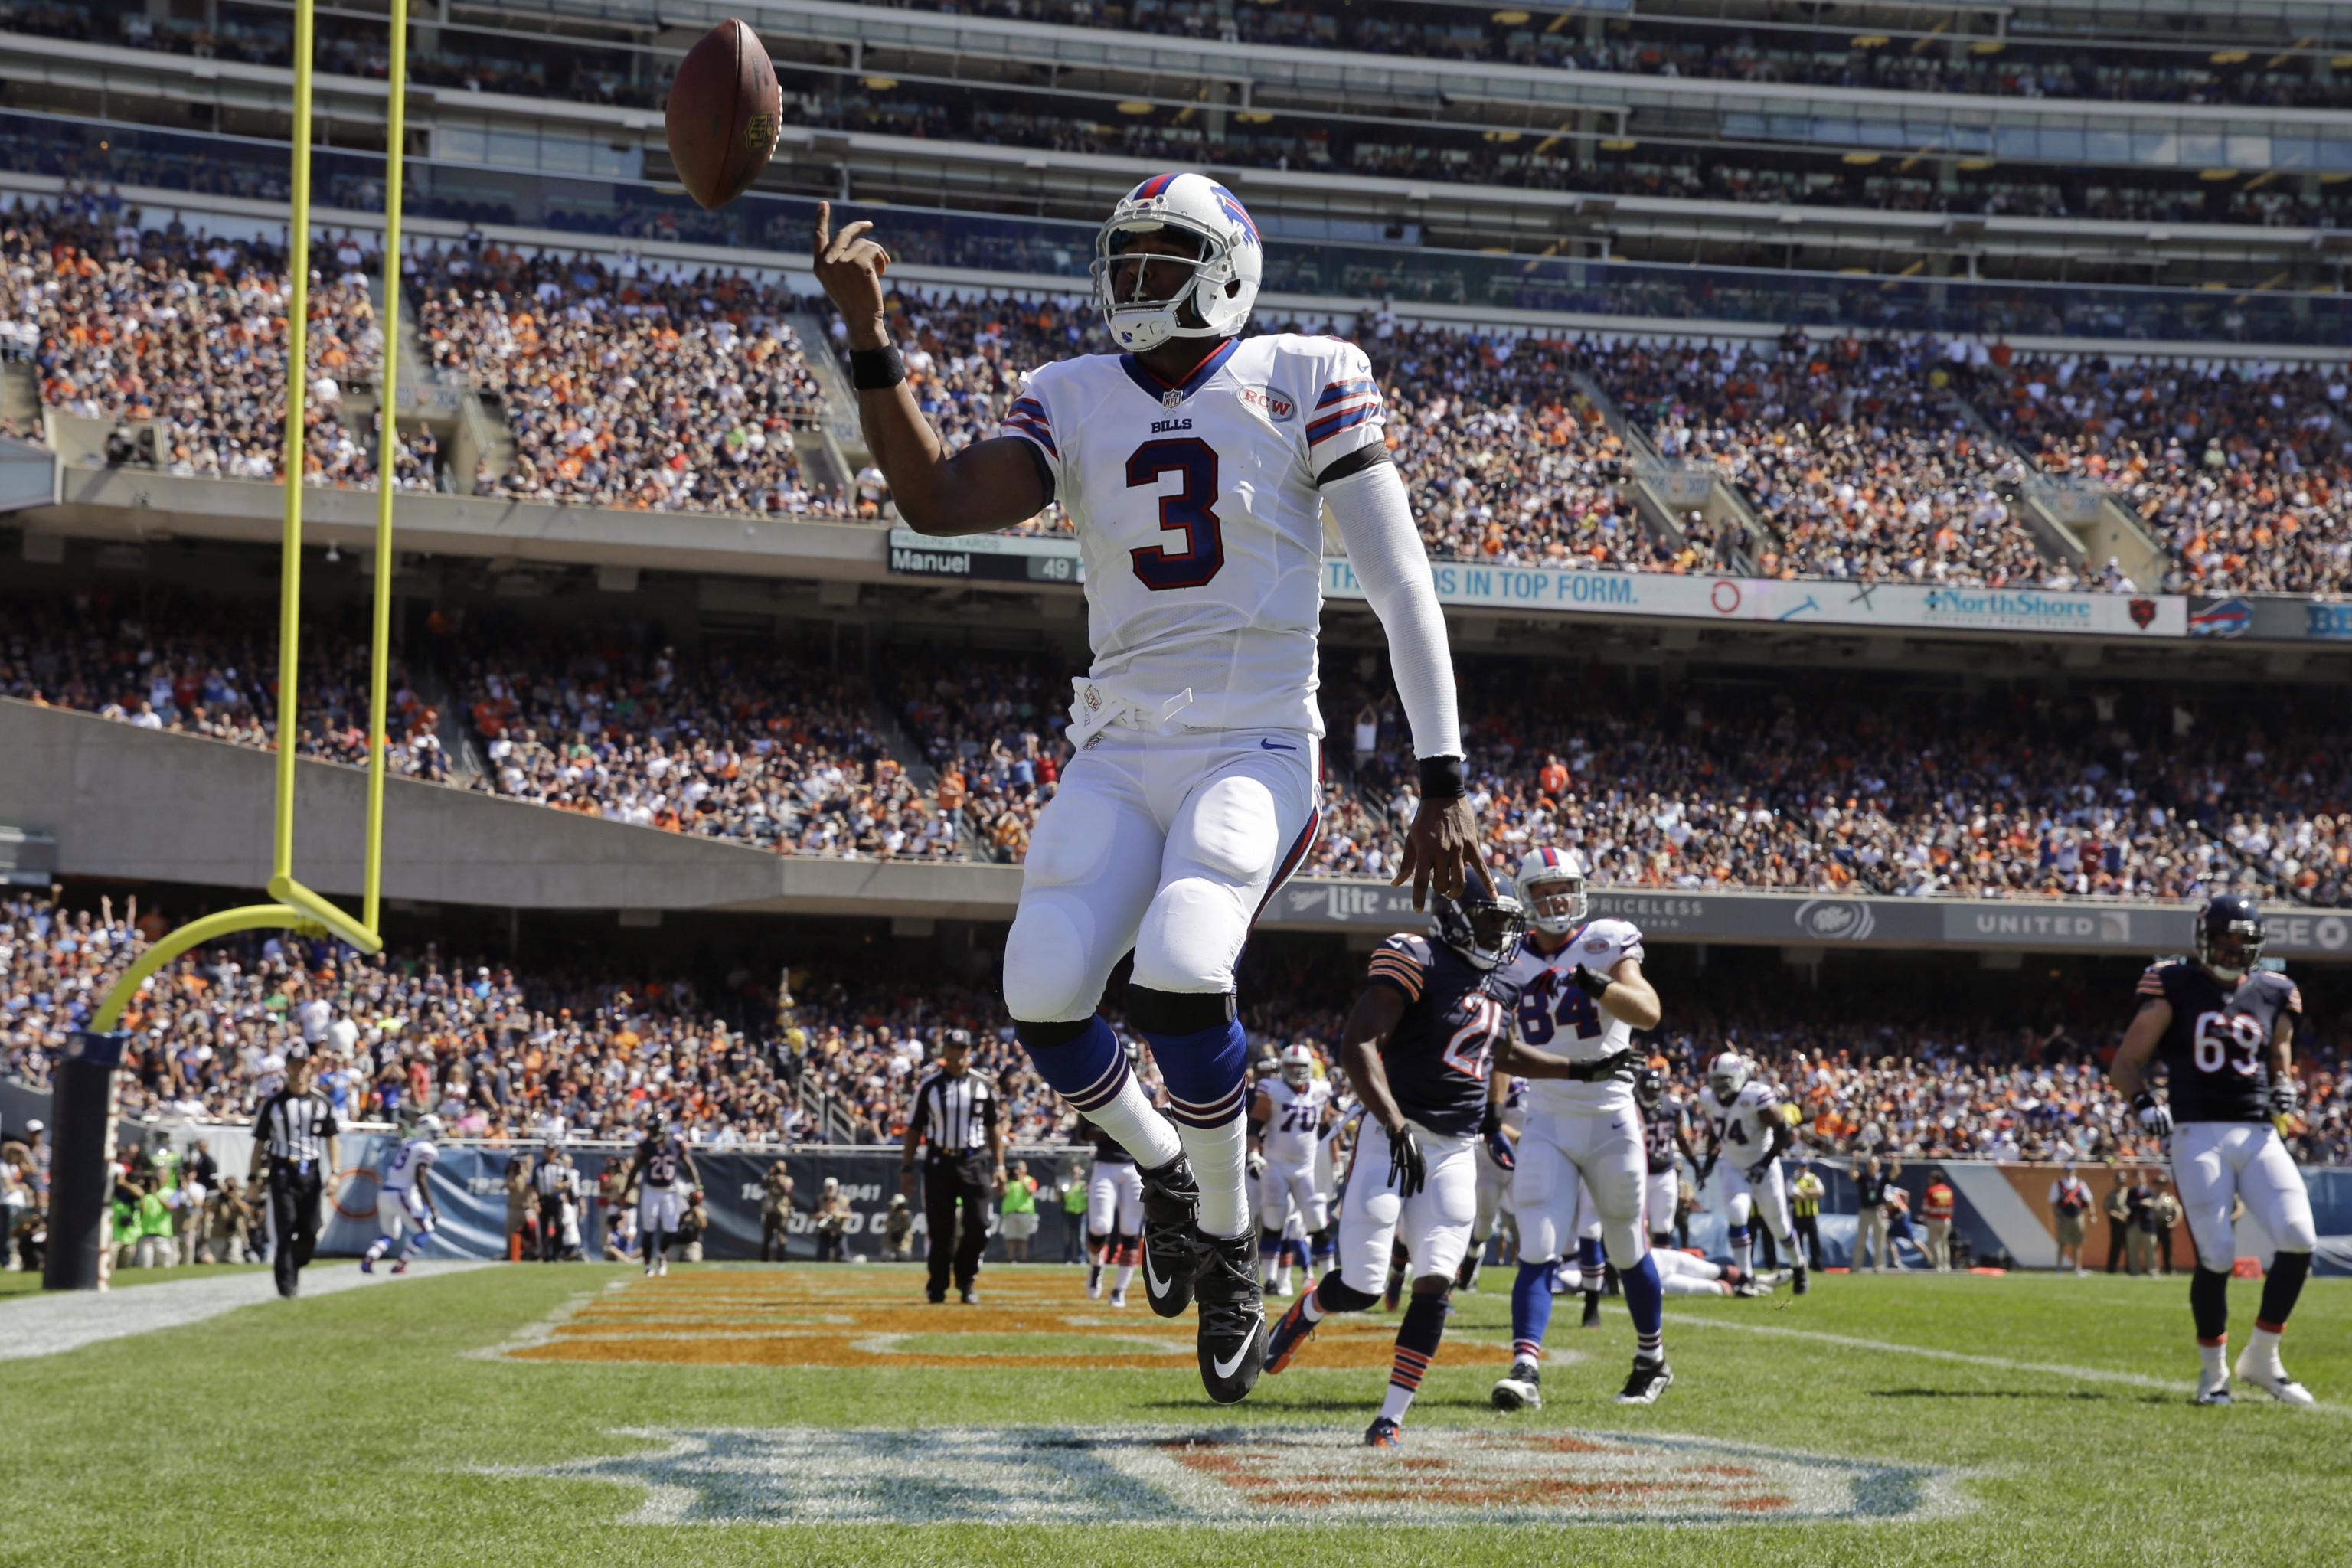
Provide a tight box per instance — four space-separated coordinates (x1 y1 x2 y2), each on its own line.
1432 881 1526 971
1634 1066 1666 1109
2195 893 2265 982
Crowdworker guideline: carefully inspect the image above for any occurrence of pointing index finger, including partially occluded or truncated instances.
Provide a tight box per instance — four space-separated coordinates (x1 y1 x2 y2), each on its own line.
813 200 831 257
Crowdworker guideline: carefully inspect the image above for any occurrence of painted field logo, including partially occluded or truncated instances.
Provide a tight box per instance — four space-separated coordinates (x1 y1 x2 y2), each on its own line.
483 1425 1964 1527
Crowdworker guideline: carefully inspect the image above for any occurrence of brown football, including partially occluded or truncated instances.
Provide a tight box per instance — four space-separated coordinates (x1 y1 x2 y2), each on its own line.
664 18 782 211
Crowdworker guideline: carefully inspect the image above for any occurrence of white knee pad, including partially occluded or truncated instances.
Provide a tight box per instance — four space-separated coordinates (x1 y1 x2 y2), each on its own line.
1132 878 1248 995
1726 1193 1754 1230
1601 1219 1646 1271
1002 894 1099 1022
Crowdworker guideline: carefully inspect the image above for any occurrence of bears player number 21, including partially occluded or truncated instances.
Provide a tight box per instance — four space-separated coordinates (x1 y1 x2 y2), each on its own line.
815 175 1485 1407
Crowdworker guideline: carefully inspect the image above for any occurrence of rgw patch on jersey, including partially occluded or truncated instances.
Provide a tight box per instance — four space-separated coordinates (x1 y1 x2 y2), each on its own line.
1697 1080 1782 1160
998 334 1388 737
1364 933 1522 1137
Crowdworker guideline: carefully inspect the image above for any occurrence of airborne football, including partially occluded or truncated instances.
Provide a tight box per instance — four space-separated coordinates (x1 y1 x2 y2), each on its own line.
4 2 2351 1566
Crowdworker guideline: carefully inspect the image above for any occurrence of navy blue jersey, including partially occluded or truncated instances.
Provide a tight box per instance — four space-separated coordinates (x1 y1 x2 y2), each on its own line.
1364 933 1521 1137
635 1134 687 1189
2136 961 2301 1125
1644 1095 1684 1175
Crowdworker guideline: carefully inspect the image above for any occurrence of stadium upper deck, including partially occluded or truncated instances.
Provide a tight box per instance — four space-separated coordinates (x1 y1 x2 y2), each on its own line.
13 0 2352 286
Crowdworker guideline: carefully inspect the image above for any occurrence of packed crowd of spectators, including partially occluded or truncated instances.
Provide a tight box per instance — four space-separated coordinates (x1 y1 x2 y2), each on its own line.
1977 354 2352 596
409 240 850 517
1602 332 2063 586
887 0 2348 111
1 193 442 486
1320 663 2352 906
0 586 451 780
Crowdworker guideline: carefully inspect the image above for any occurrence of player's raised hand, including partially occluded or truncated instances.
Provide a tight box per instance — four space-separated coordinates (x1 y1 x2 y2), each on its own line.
813 199 891 350
1394 791 1487 911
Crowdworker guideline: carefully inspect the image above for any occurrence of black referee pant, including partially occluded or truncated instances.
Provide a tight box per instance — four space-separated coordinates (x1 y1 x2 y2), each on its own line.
537 1196 566 1262
923 1155 991 1299
1793 1214 1821 1269
267 1161 324 1298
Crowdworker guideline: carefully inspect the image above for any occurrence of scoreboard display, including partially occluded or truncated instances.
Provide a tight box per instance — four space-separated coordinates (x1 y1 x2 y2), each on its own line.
887 528 1083 586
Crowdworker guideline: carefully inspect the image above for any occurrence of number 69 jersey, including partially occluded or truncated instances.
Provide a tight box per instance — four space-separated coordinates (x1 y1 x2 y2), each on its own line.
1000 333 1388 737
1497 919 1645 1116
1363 933 1524 1137
2138 960 2301 1124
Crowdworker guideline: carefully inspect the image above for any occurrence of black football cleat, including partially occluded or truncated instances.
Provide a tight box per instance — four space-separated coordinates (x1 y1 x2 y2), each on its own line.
1616 1358 1674 1406
1491 1358 1542 1412
1192 1229 1266 1406
1792 1261 1809 1297
959 1287 979 1305
1138 1156 1204 1319
1580 1289 1602 1329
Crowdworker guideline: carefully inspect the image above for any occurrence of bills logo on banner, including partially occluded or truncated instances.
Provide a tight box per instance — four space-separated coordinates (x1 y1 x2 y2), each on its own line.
2190 598 2252 638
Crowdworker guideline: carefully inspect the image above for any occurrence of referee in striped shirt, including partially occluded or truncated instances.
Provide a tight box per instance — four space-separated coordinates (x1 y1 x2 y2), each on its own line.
903 1030 1004 1305
248 1053 340 1298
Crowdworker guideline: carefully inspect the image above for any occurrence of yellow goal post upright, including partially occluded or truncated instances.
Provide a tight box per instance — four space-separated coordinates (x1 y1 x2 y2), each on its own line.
43 0 410 1291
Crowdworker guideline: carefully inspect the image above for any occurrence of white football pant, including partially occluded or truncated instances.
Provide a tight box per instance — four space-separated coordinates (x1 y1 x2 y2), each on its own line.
1337 1121 1476 1294
1259 1157 1328 1234
1002 728 1320 1020
1511 1105 1648 1269
2171 1122 2318 1271
1087 1163 1144 1238
1717 1159 1796 1244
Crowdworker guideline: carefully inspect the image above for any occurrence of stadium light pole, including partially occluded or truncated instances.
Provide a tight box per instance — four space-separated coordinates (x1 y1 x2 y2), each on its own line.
47 0 402 1289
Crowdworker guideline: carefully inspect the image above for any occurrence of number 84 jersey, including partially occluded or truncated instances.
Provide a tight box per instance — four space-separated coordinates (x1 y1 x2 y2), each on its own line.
1001 334 1388 737
1498 919 1645 1116
2139 960 2301 1124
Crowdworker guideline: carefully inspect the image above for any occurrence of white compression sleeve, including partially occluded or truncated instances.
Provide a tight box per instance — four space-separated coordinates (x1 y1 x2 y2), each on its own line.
1322 461 1462 761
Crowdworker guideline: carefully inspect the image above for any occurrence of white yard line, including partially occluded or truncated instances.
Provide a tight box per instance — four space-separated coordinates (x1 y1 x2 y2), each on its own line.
0 1261 492 1361
1661 1311 2351 1416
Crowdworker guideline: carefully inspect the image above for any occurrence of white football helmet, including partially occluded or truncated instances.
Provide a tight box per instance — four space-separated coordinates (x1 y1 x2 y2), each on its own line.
1514 846 1589 936
1279 1044 1315 1088
1090 172 1263 354
414 1113 443 1138
1707 1051 1753 1102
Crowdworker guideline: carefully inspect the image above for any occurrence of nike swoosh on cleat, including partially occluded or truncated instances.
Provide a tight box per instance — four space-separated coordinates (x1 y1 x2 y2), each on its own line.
1211 1328 1259 1380
1259 739 1296 751
1145 1253 1174 1297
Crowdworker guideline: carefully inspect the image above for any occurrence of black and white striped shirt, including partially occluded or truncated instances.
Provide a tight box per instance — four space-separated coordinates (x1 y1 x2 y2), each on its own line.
534 1157 574 1198
253 1089 337 1168
910 1070 998 1160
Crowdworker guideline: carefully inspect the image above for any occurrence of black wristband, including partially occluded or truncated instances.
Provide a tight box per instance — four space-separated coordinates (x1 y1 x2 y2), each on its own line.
1417 755 1465 801
849 345 905 390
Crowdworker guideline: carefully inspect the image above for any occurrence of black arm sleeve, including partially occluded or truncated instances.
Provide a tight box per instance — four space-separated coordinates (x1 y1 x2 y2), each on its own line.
1314 441 1393 488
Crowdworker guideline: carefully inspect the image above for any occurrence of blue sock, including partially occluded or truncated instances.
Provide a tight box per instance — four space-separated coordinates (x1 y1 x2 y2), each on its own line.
1577 1234 1605 1292
1511 1260 1556 1364
1259 1228 1282 1266
1622 1251 1664 1354
1145 1018 1250 1131
1018 1014 1124 1109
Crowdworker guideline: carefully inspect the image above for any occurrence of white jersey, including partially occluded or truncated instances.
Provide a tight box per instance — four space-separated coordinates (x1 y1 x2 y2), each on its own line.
1001 332 1390 738
1498 920 1645 1116
1697 1080 1785 1167
380 1135 438 1194
1261 1076 1331 1166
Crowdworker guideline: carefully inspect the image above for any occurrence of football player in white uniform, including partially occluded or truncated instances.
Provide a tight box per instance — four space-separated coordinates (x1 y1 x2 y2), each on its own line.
361 1114 441 1275
815 173 1483 1405
1488 848 1672 1410
1695 1053 1809 1295
1458 1074 1524 1291
1251 1043 1332 1295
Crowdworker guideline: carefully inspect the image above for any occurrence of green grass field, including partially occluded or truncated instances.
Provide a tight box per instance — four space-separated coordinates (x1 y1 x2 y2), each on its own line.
2 1262 2344 1567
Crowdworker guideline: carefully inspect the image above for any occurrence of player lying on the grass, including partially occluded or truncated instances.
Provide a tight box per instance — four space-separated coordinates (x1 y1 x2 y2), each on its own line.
1696 1051 1810 1297
1487 847 1675 1413
361 1114 441 1276
622 1114 701 1279
815 170 1484 1406
1651 1248 1773 1297
2109 893 2317 1407
1250 1043 1334 1297
1263 887 1525 1448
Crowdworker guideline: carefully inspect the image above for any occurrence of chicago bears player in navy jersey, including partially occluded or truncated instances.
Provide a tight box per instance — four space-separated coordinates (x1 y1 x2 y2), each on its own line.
2110 895 2318 1406
1260 886 1524 1449
815 175 1484 1406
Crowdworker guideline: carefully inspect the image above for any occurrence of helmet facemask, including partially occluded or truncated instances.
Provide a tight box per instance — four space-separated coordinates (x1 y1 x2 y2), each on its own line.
1519 869 1588 936
1091 217 1234 354
2198 921 2263 983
